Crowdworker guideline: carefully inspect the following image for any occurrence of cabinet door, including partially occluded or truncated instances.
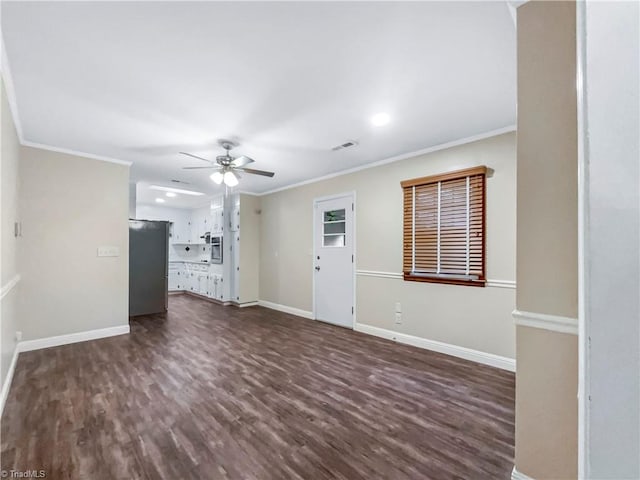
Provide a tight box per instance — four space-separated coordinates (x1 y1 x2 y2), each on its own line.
201 215 209 237
187 220 195 244
174 265 185 290
209 274 223 300
173 218 190 244
230 206 240 232
211 207 223 234
190 271 197 292
168 268 179 291
172 219 182 243
207 275 216 299
198 273 207 295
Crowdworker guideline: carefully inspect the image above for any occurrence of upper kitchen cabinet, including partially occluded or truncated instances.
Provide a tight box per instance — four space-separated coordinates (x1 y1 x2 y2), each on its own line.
187 205 210 244
210 195 224 235
170 211 190 244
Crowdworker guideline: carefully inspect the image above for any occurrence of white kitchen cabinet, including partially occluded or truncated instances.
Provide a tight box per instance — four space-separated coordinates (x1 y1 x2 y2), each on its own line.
188 207 211 244
182 265 193 292
171 217 190 244
197 272 208 295
229 205 240 232
189 214 200 244
168 264 180 291
169 263 187 291
168 208 192 245
208 274 223 300
210 206 224 234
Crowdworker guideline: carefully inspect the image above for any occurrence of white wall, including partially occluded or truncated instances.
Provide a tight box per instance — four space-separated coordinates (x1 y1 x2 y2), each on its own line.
19 147 130 340
580 1 640 477
260 132 516 359
0 76 21 388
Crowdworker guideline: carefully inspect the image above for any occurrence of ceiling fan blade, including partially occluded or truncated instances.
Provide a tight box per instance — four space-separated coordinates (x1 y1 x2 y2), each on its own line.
231 155 255 168
179 152 214 163
236 167 275 177
182 166 222 170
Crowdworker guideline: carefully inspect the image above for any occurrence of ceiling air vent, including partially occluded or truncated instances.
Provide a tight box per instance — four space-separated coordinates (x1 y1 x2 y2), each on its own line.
171 179 191 184
331 140 359 152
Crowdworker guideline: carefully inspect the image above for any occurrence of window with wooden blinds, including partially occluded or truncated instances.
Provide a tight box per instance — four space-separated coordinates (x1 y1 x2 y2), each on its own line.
401 166 487 287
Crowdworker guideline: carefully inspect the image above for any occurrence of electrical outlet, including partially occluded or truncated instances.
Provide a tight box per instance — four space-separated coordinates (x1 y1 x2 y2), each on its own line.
15 331 22 342
395 312 402 324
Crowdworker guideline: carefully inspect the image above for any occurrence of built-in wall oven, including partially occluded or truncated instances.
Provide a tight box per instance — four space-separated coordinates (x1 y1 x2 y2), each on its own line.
211 234 223 264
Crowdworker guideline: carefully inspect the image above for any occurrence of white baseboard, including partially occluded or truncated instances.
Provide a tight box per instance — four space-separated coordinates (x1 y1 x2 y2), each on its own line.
18 325 130 353
354 323 516 372
0 344 20 417
257 300 314 320
512 309 578 335
511 466 535 480
237 301 259 308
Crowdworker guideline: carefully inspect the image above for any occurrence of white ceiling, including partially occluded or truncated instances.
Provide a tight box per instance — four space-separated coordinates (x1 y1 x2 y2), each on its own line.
2 1 516 208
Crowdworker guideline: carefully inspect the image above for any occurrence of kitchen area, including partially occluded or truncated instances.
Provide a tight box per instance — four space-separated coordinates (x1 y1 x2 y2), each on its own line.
132 192 260 314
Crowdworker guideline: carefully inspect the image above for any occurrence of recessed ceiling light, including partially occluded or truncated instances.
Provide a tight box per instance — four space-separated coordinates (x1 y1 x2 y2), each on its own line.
165 192 177 197
149 185 204 196
371 112 390 126
155 198 165 203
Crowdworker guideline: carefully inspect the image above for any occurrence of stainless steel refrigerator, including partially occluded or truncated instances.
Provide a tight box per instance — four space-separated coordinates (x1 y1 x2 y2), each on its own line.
129 220 169 316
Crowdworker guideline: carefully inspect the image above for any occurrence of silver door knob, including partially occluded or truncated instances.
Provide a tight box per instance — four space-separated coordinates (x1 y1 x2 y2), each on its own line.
315 266 320 271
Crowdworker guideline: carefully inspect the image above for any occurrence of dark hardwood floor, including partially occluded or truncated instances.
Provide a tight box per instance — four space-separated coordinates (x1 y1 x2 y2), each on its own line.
1 294 514 479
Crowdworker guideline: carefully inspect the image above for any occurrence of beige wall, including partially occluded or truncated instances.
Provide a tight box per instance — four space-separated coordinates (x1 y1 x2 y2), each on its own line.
239 194 261 304
18 147 130 340
515 1 578 478
260 132 516 358
1 77 22 386
517 1 578 319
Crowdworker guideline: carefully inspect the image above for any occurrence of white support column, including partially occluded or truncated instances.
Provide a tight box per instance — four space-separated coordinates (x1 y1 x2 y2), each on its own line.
578 1 640 477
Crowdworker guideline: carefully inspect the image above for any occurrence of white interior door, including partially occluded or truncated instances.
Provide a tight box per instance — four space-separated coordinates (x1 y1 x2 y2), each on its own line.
313 194 354 328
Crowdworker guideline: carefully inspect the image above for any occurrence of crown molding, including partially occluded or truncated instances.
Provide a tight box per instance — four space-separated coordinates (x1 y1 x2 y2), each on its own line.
21 141 132 167
257 125 516 196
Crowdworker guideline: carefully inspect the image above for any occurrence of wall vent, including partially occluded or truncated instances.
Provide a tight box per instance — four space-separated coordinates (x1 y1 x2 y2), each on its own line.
331 140 359 152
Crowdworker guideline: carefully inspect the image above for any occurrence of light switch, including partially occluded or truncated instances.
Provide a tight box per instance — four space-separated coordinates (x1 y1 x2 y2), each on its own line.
98 246 120 257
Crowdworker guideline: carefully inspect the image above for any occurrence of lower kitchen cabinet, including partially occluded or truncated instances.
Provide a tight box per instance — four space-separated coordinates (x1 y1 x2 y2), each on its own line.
169 262 224 301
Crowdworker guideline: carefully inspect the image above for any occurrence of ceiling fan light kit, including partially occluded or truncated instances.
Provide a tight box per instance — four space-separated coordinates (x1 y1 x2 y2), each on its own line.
223 171 239 187
210 171 223 184
181 139 275 188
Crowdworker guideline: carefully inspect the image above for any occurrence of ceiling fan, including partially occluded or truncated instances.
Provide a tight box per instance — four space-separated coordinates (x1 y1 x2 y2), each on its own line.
180 140 274 187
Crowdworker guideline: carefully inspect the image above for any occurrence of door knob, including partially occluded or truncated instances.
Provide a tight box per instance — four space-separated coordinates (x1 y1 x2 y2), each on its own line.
315 266 320 271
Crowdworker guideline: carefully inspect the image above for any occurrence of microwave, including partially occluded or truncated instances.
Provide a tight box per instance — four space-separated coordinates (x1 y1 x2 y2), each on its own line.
210 234 223 264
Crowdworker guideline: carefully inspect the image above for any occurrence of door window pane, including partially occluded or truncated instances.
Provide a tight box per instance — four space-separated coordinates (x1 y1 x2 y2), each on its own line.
324 209 345 222
322 208 346 247
323 235 345 247
324 222 345 235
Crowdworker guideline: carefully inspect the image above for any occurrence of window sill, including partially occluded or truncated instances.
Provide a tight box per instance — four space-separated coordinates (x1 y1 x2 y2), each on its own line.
403 274 486 287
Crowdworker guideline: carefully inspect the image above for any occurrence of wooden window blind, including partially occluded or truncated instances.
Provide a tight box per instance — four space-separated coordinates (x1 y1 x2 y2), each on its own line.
401 166 487 287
